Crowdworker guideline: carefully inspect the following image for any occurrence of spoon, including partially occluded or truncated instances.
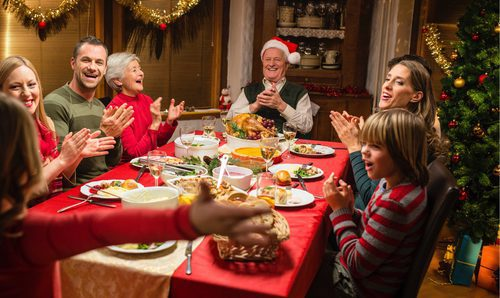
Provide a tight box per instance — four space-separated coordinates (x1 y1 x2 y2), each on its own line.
217 155 230 188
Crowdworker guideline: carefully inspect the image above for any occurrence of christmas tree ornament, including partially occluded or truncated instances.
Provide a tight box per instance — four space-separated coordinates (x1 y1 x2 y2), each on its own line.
478 73 488 84
472 33 480 41
451 154 461 164
448 119 458 128
491 107 500 113
473 124 485 138
458 188 468 201
493 165 500 176
159 23 167 31
440 90 450 101
450 50 459 61
38 21 46 29
480 9 486 16
495 23 500 34
454 77 466 88
422 24 452 75
421 26 429 33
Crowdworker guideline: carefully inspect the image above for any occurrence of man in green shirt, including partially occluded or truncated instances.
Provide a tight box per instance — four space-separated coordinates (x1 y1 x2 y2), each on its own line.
45 36 134 184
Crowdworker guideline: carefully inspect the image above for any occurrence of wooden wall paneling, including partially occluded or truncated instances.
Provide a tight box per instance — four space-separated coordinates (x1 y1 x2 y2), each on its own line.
94 0 106 99
210 0 223 107
252 0 278 83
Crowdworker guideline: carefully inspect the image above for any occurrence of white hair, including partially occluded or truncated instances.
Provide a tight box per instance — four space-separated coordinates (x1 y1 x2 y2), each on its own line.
105 52 140 92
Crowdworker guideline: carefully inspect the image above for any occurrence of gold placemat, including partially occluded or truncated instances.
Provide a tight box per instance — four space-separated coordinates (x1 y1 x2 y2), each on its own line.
60 238 203 298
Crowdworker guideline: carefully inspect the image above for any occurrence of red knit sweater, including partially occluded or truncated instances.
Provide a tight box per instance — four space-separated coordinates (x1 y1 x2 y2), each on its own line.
0 206 198 297
330 180 428 297
109 93 177 162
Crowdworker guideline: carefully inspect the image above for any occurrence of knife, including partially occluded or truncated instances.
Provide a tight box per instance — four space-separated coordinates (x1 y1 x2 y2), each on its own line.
185 240 193 275
296 174 308 192
138 158 193 171
135 165 147 182
67 196 117 208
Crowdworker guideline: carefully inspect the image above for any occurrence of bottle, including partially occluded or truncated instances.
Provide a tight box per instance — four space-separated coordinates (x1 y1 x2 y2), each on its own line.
279 0 295 25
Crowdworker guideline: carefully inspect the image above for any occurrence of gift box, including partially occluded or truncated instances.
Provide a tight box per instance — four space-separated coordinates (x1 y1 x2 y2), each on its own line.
477 245 499 293
450 234 482 286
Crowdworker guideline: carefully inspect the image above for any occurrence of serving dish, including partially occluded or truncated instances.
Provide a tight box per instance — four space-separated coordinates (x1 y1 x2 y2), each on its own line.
121 186 179 209
108 241 176 254
174 136 219 159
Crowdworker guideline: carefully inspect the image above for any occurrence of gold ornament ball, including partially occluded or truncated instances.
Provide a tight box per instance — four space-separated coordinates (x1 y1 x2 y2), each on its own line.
495 24 500 34
473 124 485 138
494 165 500 176
454 77 465 88
450 51 458 61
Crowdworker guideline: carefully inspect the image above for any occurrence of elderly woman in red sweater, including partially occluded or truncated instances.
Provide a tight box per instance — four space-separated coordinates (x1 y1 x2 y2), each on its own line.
105 52 185 162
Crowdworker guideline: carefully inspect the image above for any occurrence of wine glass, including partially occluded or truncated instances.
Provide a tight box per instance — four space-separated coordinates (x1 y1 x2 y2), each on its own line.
220 110 229 140
282 123 297 159
202 116 216 137
259 137 279 172
147 150 167 187
179 125 196 156
256 172 276 208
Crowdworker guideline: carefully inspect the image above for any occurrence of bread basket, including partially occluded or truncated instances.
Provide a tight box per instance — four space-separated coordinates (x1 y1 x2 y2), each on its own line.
213 209 290 261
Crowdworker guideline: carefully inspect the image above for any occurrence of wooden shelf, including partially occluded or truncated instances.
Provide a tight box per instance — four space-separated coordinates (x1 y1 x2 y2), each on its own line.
276 27 345 39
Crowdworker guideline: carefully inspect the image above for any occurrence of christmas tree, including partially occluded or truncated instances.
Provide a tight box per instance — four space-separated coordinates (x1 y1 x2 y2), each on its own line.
439 0 499 243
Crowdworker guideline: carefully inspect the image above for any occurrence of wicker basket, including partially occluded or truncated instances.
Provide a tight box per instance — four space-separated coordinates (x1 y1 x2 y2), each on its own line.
213 209 290 261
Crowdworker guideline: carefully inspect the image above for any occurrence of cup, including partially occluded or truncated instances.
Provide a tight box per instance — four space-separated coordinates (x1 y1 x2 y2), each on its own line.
256 172 276 208
324 50 340 64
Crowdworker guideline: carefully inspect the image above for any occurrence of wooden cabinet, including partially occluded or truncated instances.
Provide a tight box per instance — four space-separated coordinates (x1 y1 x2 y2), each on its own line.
253 0 374 141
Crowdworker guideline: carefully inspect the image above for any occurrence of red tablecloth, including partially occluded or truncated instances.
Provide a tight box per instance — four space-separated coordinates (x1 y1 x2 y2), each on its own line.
31 137 351 298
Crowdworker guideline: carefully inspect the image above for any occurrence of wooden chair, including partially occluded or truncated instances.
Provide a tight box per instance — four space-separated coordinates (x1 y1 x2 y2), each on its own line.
398 159 459 297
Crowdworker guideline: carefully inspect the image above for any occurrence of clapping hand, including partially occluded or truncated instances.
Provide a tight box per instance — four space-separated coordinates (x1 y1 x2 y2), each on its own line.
100 103 134 137
81 131 116 158
149 97 163 130
166 98 185 125
329 110 363 152
256 83 287 112
59 128 91 165
322 173 354 212
189 182 273 246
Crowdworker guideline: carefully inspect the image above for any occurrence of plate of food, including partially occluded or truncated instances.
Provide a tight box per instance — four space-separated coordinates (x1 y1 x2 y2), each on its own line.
268 164 324 180
108 241 176 254
166 175 245 200
80 179 144 199
248 188 314 208
130 155 184 168
291 144 335 157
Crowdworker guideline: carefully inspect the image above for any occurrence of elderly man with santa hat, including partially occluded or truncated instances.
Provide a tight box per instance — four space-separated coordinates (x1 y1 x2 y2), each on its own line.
228 37 314 138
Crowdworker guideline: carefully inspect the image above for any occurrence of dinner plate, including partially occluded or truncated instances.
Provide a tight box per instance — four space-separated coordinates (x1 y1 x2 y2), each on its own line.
130 156 184 169
80 179 144 199
108 241 176 254
290 144 335 157
268 164 324 179
248 188 314 208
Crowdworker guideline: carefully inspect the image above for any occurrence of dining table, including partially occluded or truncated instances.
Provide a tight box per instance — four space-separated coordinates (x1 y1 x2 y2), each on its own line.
30 134 352 298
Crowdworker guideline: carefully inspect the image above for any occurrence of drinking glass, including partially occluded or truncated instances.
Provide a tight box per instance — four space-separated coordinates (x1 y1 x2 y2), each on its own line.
260 137 279 172
177 185 198 205
282 123 297 159
147 150 167 186
220 110 229 140
256 172 276 208
179 125 196 156
202 115 216 137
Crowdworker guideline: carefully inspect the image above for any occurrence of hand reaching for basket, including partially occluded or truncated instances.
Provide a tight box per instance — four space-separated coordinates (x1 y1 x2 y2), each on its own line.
190 181 273 246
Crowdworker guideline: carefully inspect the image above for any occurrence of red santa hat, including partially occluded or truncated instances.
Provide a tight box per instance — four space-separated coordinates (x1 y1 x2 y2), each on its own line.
260 37 301 65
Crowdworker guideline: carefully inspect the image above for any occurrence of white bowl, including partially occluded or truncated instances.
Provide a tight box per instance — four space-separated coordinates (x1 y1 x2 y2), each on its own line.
226 134 259 150
121 187 179 209
174 136 219 158
212 165 254 190
160 165 208 184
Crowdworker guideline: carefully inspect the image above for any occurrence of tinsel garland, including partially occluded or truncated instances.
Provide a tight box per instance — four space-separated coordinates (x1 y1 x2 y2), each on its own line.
423 24 453 76
116 0 199 27
2 0 91 40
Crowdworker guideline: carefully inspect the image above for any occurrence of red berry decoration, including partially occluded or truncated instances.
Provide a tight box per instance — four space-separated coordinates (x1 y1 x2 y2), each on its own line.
480 9 486 16
458 188 468 201
38 21 47 29
421 26 428 33
440 91 450 101
159 23 167 31
451 154 461 164
448 120 458 129
472 33 480 41
478 73 488 85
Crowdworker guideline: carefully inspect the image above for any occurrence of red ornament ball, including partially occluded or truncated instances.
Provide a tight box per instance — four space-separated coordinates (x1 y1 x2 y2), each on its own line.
472 33 480 41
458 188 468 201
421 26 428 33
159 23 167 31
38 21 47 29
451 154 461 164
448 120 458 129
479 9 486 16
478 73 488 85
440 91 450 101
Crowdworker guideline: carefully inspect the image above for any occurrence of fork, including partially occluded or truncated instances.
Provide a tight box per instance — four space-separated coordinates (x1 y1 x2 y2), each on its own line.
57 195 96 213
185 240 193 275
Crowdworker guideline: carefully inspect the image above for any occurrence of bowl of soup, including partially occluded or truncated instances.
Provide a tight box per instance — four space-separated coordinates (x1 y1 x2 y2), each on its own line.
121 187 179 209
212 165 254 190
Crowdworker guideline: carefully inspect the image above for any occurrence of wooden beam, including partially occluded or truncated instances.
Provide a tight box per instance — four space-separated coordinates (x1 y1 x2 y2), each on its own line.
210 0 223 107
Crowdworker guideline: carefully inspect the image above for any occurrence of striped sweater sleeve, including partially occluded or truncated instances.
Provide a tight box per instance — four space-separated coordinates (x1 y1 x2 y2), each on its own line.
331 185 426 279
